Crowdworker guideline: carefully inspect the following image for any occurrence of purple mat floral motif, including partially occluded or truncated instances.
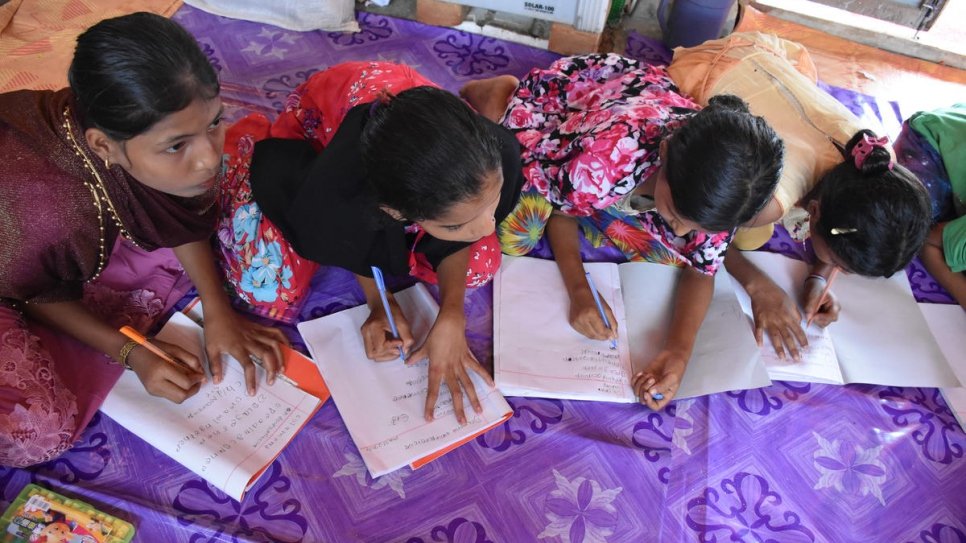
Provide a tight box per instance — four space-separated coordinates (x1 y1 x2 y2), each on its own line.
2 8 964 542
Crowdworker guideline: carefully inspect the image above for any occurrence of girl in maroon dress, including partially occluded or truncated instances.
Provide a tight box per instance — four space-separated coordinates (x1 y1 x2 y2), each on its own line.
0 13 286 467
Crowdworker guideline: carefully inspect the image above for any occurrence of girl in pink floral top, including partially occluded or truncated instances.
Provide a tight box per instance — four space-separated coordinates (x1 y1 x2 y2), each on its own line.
462 54 784 409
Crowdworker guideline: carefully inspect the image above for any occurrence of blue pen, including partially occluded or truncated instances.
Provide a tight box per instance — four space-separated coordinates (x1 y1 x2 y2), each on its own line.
584 272 618 350
371 266 405 361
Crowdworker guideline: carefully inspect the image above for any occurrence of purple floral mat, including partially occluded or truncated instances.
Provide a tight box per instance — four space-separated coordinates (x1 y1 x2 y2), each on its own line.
2 7 963 542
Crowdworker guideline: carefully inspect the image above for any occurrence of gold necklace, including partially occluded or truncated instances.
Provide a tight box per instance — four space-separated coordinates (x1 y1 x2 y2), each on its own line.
61 106 141 279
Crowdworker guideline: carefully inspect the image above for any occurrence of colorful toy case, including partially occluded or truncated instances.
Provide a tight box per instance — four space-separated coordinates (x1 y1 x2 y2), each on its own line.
1 484 135 543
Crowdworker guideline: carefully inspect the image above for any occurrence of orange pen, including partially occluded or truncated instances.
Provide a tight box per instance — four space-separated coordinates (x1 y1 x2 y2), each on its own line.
121 326 297 387
119 325 191 370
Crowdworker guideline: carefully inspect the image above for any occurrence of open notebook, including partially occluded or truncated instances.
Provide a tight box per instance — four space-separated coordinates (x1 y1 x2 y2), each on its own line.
100 312 326 502
918 303 966 431
493 256 768 402
297 283 513 478
731 251 960 387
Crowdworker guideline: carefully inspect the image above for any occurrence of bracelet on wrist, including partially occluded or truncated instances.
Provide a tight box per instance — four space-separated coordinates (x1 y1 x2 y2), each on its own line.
118 340 139 371
805 273 828 284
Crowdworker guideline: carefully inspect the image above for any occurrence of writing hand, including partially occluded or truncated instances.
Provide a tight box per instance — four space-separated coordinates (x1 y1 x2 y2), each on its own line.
747 278 808 360
632 348 687 411
408 313 493 425
803 277 840 328
128 338 206 404
568 285 619 341
203 309 289 395
361 295 415 361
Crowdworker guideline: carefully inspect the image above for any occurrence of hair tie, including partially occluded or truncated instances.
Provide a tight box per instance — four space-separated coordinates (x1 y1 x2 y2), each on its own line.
851 133 893 171
368 89 395 116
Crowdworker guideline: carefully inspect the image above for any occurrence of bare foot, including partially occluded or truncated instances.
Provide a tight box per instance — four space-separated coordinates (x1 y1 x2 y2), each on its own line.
459 75 520 122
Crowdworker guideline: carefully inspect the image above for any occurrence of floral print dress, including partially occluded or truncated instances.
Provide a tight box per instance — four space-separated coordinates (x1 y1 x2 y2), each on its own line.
497 54 732 275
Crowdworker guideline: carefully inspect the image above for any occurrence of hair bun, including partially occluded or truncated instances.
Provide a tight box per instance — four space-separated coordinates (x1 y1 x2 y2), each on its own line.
707 94 750 114
846 129 892 175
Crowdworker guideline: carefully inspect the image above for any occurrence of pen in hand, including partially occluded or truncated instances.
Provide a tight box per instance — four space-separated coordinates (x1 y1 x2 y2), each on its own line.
805 267 839 328
371 266 406 361
632 372 664 402
584 271 618 350
119 325 205 381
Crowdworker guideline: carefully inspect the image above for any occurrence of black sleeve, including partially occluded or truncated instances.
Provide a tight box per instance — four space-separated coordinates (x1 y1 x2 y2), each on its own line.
250 105 412 277
494 122 524 224
249 138 319 253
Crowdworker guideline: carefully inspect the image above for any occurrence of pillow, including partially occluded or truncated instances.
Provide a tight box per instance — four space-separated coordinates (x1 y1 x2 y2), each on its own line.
185 0 360 32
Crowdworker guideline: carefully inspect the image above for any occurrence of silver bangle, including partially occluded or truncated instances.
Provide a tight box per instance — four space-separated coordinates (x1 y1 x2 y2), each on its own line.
805 273 827 284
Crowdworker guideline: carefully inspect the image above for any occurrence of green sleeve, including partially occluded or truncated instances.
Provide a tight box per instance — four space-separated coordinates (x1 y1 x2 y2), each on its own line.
910 104 966 208
942 214 966 273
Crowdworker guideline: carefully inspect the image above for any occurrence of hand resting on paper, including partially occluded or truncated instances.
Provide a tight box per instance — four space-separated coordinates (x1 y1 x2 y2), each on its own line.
171 240 290 395
632 348 687 411
127 338 207 404
568 284 619 341
407 312 493 425
203 309 290 396
361 293 415 360
745 275 809 361
802 275 840 328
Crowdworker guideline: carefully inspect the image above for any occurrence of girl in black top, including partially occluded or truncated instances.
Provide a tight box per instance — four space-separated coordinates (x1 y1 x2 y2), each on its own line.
219 62 523 424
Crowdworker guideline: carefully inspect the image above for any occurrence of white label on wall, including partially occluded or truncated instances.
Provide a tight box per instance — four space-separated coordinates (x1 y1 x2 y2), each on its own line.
456 0 579 25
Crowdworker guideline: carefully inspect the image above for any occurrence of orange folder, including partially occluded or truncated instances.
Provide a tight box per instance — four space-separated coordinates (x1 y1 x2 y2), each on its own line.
180 298 329 402
182 298 501 471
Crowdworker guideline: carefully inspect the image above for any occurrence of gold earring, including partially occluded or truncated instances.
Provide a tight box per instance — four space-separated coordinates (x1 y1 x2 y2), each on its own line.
103 157 111 169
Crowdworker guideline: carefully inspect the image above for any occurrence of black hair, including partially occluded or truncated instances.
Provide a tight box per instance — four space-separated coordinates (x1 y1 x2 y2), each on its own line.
665 94 784 232
68 12 219 141
360 86 502 221
813 129 931 277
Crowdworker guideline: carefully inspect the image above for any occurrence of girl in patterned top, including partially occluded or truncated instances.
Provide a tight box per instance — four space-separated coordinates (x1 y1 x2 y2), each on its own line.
461 54 784 409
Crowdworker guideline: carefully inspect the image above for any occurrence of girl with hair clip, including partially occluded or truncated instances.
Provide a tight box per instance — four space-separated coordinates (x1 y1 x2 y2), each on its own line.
668 32 931 360
0 13 287 468
728 131 929 358
217 62 524 425
461 53 784 409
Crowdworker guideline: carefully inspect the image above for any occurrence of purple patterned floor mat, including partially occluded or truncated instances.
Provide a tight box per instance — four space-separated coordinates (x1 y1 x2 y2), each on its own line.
2 6 963 542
